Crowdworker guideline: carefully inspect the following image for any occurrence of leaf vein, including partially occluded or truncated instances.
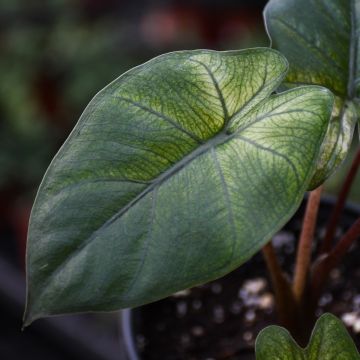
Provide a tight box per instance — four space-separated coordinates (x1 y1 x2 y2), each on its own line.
117 96 204 144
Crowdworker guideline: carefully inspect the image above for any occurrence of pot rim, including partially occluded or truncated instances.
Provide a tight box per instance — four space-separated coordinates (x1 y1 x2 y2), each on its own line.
121 308 139 360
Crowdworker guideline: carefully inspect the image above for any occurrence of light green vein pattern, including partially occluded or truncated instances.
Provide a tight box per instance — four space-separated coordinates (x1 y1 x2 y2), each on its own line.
265 0 359 189
24 49 333 324
256 313 360 359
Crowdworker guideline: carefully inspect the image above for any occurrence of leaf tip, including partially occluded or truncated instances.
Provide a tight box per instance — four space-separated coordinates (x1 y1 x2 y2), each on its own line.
22 307 46 329
22 310 34 329
22 294 45 329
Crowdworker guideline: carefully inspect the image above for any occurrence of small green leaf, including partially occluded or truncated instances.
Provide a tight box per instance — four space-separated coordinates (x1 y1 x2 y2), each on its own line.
265 0 359 187
255 313 360 359
24 48 333 325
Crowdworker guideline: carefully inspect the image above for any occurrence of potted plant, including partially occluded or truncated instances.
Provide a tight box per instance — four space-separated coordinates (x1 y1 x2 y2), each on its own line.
24 0 360 358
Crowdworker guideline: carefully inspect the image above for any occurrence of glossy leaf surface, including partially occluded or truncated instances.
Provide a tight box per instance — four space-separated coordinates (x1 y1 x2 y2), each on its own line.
265 0 359 188
25 48 332 325
256 313 360 359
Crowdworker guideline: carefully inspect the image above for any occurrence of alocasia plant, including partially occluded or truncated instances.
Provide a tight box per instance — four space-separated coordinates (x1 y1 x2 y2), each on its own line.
24 0 360 358
24 48 333 324
255 313 360 359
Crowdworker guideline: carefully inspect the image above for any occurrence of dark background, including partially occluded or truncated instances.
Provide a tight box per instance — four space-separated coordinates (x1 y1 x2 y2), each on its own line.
0 0 358 359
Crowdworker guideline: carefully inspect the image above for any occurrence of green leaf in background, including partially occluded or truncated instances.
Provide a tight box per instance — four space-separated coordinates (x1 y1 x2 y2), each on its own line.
255 313 360 359
264 0 359 189
24 48 333 325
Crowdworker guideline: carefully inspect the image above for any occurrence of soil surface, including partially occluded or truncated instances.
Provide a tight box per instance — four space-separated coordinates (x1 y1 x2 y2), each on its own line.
130 198 360 359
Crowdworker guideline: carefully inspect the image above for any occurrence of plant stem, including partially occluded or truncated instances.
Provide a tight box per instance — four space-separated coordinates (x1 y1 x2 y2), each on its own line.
262 242 283 286
293 186 323 302
262 241 296 330
312 217 360 299
320 148 360 254
330 217 360 261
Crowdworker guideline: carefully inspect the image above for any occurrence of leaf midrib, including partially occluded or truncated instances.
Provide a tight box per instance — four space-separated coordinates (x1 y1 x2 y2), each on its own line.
38 112 301 301
60 89 305 246
35 67 300 301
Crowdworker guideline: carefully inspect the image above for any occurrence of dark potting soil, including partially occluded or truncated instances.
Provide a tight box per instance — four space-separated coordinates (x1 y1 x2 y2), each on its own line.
130 198 360 360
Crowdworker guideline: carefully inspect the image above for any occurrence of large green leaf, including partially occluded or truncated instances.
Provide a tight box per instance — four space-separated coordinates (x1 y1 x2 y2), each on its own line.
255 313 360 359
24 48 333 325
265 0 359 188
